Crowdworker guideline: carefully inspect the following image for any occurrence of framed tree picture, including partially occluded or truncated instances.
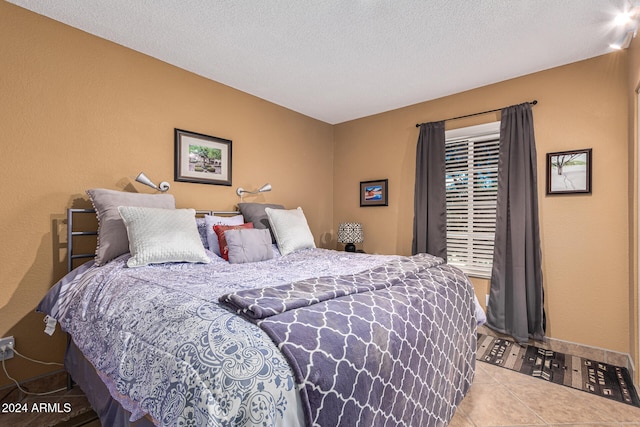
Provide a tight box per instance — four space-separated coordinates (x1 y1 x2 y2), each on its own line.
546 149 592 195
174 129 232 186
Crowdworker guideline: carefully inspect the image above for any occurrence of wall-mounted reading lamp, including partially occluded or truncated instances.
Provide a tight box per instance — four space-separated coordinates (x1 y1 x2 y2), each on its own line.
236 183 272 201
136 172 171 192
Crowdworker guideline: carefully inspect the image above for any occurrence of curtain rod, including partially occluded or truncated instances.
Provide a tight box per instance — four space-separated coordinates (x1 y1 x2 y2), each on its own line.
415 100 538 128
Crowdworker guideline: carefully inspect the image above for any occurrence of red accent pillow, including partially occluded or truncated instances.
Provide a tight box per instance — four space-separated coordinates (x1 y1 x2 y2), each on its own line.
213 223 254 260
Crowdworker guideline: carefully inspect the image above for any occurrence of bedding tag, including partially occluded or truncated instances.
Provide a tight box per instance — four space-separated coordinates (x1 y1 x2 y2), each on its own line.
43 315 57 336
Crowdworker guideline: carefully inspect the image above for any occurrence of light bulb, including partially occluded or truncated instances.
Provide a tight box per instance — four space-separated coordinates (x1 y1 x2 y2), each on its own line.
614 11 633 26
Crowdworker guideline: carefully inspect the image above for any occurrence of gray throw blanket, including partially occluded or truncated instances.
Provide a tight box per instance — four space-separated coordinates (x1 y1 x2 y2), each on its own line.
220 253 477 426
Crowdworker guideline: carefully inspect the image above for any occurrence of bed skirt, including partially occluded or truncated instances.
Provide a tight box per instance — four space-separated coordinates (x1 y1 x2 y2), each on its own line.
65 339 155 427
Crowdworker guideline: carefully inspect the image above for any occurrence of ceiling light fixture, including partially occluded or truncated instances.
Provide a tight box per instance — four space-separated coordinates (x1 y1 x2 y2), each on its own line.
610 29 636 50
611 5 640 50
615 10 634 26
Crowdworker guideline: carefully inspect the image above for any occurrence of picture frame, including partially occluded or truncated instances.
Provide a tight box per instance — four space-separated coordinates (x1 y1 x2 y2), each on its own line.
360 179 388 207
546 148 592 195
175 128 232 186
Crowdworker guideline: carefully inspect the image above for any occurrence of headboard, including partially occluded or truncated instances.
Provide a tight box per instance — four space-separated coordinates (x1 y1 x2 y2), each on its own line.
66 208 240 273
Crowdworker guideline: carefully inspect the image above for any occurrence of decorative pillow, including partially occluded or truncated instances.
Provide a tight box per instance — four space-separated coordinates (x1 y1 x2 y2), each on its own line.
117 206 210 268
224 228 274 264
213 223 254 261
204 214 245 256
87 188 176 265
196 217 209 250
265 207 316 256
237 203 285 243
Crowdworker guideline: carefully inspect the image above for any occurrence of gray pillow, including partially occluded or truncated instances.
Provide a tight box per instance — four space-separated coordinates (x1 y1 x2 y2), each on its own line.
224 228 274 264
87 188 176 265
237 203 284 243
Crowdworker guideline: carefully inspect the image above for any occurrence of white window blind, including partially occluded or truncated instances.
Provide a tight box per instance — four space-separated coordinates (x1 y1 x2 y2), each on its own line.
445 122 500 278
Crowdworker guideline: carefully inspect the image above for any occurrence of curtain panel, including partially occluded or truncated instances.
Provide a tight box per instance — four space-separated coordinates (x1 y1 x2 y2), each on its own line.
412 121 446 259
486 103 545 343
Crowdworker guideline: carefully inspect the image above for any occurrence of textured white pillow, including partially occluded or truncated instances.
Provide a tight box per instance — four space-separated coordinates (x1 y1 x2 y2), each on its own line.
204 214 245 256
265 207 316 256
118 206 210 267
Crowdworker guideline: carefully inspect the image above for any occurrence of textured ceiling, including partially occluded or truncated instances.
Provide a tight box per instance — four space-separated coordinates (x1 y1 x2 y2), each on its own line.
7 0 630 124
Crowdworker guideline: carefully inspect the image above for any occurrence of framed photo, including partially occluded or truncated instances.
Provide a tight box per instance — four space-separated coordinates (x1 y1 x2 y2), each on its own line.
360 179 388 207
175 129 232 186
546 149 592 195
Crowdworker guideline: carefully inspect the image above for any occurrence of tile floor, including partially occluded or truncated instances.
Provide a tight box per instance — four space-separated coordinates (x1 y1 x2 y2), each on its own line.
450 360 640 426
2 359 640 426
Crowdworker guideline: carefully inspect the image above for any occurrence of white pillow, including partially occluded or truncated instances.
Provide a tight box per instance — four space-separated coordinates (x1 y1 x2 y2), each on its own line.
265 207 316 256
204 214 245 256
118 206 210 267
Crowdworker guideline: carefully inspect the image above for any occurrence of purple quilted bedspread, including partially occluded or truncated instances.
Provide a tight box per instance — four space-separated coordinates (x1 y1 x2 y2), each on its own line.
220 253 477 427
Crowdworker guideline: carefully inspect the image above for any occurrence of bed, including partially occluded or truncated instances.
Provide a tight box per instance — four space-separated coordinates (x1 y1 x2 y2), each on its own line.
37 189 484 427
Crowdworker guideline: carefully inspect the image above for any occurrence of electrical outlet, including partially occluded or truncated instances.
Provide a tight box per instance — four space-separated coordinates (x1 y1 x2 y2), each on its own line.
0 336 15 361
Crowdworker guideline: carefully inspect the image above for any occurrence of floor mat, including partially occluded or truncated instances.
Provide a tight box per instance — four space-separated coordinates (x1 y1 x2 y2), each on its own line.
477 333 640 408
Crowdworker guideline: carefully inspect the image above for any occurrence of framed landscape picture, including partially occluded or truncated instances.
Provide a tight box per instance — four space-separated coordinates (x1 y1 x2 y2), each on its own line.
174 128 232 186
546 148 591 195
360 179 388 207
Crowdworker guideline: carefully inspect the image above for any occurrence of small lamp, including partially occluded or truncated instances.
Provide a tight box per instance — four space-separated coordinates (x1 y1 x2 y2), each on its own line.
337 222 364 252
236 183 272 200
136 172 170 192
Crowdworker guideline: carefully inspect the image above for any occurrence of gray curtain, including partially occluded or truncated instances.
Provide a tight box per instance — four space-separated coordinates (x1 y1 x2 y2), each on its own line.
486 103 545 343
412 121 446 259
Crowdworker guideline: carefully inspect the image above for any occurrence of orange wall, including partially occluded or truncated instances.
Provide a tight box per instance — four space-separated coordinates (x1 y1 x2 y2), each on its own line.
1 1 638 388
0 2 334 386
334 53 632 357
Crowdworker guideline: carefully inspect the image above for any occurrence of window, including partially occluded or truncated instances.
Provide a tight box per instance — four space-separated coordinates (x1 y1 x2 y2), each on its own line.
445 122 500 278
